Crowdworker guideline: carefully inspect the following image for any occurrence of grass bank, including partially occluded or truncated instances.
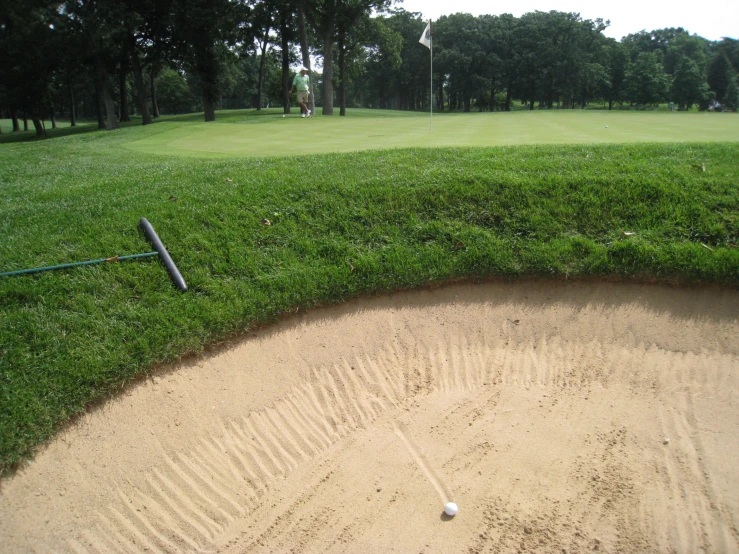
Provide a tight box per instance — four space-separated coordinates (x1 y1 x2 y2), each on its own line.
0 112 738 475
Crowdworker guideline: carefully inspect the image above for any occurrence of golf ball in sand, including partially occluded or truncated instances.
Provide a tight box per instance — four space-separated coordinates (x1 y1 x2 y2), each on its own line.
444 502 458 516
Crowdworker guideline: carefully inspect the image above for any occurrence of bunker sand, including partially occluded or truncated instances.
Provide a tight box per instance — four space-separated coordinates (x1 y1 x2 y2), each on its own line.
1 281 738 553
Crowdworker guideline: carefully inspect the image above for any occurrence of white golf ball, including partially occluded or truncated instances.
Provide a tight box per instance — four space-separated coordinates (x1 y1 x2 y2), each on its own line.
444 502 458 516
605 125 608 128
282 115 285 118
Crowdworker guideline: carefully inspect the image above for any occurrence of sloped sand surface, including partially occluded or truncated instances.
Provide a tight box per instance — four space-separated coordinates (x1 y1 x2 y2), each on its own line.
1 281 738 553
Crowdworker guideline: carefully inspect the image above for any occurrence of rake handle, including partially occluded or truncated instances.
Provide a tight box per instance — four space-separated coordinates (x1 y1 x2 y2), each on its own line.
0 252 158 278
139 218 188 292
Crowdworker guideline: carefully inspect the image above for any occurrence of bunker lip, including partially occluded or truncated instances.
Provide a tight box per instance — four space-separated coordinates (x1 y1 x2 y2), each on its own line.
1 281 737 553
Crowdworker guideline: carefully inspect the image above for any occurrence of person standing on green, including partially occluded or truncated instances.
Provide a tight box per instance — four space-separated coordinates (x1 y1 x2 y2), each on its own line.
288 67 312 118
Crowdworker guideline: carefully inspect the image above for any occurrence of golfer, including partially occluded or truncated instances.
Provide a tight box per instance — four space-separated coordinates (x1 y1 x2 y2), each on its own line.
289 67 312 118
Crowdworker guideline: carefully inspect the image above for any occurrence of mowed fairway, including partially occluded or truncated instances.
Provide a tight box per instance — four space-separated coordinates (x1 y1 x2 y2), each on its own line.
125 109 739 158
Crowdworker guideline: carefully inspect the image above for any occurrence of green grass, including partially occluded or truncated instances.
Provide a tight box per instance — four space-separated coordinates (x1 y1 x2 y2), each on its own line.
123 108 739 158
1 109 738 476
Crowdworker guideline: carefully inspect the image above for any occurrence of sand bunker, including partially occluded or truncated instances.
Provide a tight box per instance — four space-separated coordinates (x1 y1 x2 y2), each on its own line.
1 281 738 553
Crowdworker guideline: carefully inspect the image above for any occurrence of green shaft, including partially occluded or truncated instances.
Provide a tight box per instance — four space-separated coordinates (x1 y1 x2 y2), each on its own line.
0 252 159 278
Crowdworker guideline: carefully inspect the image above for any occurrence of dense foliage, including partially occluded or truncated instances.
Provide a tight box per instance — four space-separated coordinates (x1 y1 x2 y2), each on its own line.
1 1 737 131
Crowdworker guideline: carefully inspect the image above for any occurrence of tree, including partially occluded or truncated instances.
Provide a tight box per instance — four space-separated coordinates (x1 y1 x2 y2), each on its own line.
276 2 297 114
296 0 316 114
724 77 739 111
334 1 389 115
707 51 733 102
671 58 709 109
120 0 174 125
379 10 426 110
624 52 669 107
714 38 739 73
436 13 486 112
664 33 708 75
304 0 337 114
256 15 273 110
155 68 194 113
603 40 627 109
335 3 365 115
172 0 248 121
622 27 688 64
0 0 63 136
305 0 387 115
578 62 610 108
512 11 550 109
64 0 129 131
363 13 403 109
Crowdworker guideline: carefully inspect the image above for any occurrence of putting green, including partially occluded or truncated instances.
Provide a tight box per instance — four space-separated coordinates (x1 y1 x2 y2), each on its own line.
125 109 739 158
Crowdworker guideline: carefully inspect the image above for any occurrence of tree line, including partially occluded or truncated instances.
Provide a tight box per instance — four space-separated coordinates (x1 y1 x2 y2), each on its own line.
2 0 738 137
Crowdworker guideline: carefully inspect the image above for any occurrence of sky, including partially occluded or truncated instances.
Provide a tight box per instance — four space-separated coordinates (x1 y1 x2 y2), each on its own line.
395 0 738 41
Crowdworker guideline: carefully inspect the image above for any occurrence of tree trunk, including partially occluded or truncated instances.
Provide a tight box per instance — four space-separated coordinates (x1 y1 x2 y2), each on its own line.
202 82 216 121
196 45 218 122
119 62 131 122
11 109 20 132
95 59 119 130
95 84 106 128
150 69 160 118
31 117 46 138
68 79 77 126
297 2 315 114
23 113 29 131
321 13 335 115
128 33 152 125
257 26 270 110
50 112 57 129
338 31 346 116
280 15 291 114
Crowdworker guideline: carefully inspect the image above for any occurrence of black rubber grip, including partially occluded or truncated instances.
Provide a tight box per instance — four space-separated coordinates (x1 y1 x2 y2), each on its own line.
140 218 188 292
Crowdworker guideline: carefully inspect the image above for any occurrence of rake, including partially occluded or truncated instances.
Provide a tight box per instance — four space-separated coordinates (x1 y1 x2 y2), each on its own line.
0 218 188 292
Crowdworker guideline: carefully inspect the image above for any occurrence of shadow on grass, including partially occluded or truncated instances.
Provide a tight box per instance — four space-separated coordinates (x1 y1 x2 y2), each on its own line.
0 117 164 145
0 110 286 144
0 121 102 144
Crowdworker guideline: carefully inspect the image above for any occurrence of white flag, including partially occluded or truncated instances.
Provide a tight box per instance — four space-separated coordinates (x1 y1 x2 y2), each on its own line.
419 20 431 49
